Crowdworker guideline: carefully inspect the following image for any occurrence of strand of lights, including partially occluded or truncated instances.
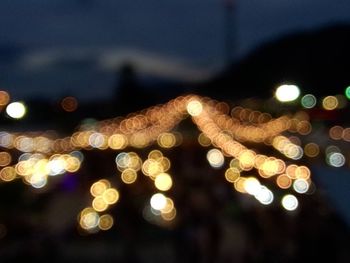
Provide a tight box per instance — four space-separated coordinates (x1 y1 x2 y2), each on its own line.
1 93 346 233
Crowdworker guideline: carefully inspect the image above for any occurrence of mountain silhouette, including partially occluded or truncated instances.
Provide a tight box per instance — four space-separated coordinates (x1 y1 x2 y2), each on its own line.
197 23 350 101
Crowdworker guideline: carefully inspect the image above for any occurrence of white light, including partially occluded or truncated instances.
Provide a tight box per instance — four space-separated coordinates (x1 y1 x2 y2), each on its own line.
150 193 167 210
328 152 345 167
187 100 203 116
254 186 274 205
48 159 66 176
6 102 26 119
281 194 298 211
293 179 309 194
275 85 300 102
207 149 225 168
243 177 261 195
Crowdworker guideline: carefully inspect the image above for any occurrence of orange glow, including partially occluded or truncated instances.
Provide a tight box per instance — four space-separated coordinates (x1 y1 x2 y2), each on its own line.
0 167 16 181
329 126 343 140
276 174 292 189
0 91 10 106
304 143 319 157
61 96 78 112
0 152 11 166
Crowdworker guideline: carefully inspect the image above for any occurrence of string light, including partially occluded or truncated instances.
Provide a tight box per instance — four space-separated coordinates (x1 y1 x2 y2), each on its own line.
2 92 348 234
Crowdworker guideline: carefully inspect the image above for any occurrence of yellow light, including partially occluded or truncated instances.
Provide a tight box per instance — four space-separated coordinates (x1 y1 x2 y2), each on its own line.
150 193 167 210
6 101 26 119
102 188 120 204
275 84 300 102
64 156 81 172
0 167 16 182
187 100 203 116
108 134 128 150
224 167 240 183
154 173 173 191
92 196 109 212
90 181 108 197
99 214 114 231
322 96 338 110
148 150 163 160
234 177 247 193
121 168 137 184
238 150 256 170
0 152 11 166
79 209 99 230
161 207 177 221
295 166 311 180
157 132 176 148
142 159 164 178
198 133 211 147
161 198 174 213
304 143 319 157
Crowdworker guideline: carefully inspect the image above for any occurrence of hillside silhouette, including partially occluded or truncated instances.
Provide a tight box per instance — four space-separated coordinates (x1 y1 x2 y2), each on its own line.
197 23 350 101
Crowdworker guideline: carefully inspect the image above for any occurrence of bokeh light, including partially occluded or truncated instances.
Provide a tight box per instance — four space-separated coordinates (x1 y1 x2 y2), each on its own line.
293 179 309 194
154 173 173 191
187 100 203 116
150 193 167 210
301 94 317 108
345 86 350 100
327 152 345 167
121 168 138 184
61 96 78 112
254 186 274 205
275 84 300 102
6 101 26 119
99 214 114 231
207 149 225 168
281 194 298 211
322 96 338 110
0 91 10 106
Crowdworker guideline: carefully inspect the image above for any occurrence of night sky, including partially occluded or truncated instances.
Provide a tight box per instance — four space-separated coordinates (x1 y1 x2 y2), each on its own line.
0 0 349 100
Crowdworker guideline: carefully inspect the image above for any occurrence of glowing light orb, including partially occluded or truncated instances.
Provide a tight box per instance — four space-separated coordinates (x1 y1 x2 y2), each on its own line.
293 179 309 194
207 149 225 168
0 91 10 106
281 194 298 211
328 152 345 167
322 96 338 110
275 84 300 102
6 102 26 119
154 173 173 191
301 94 317 108
99 214 114 231
150 193 167 210
345 86 350 99
243 177 261 195
187 100 203 116
254 186 274 205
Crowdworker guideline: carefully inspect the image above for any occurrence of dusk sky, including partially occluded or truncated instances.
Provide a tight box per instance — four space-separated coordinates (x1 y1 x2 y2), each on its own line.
0 0 350 100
